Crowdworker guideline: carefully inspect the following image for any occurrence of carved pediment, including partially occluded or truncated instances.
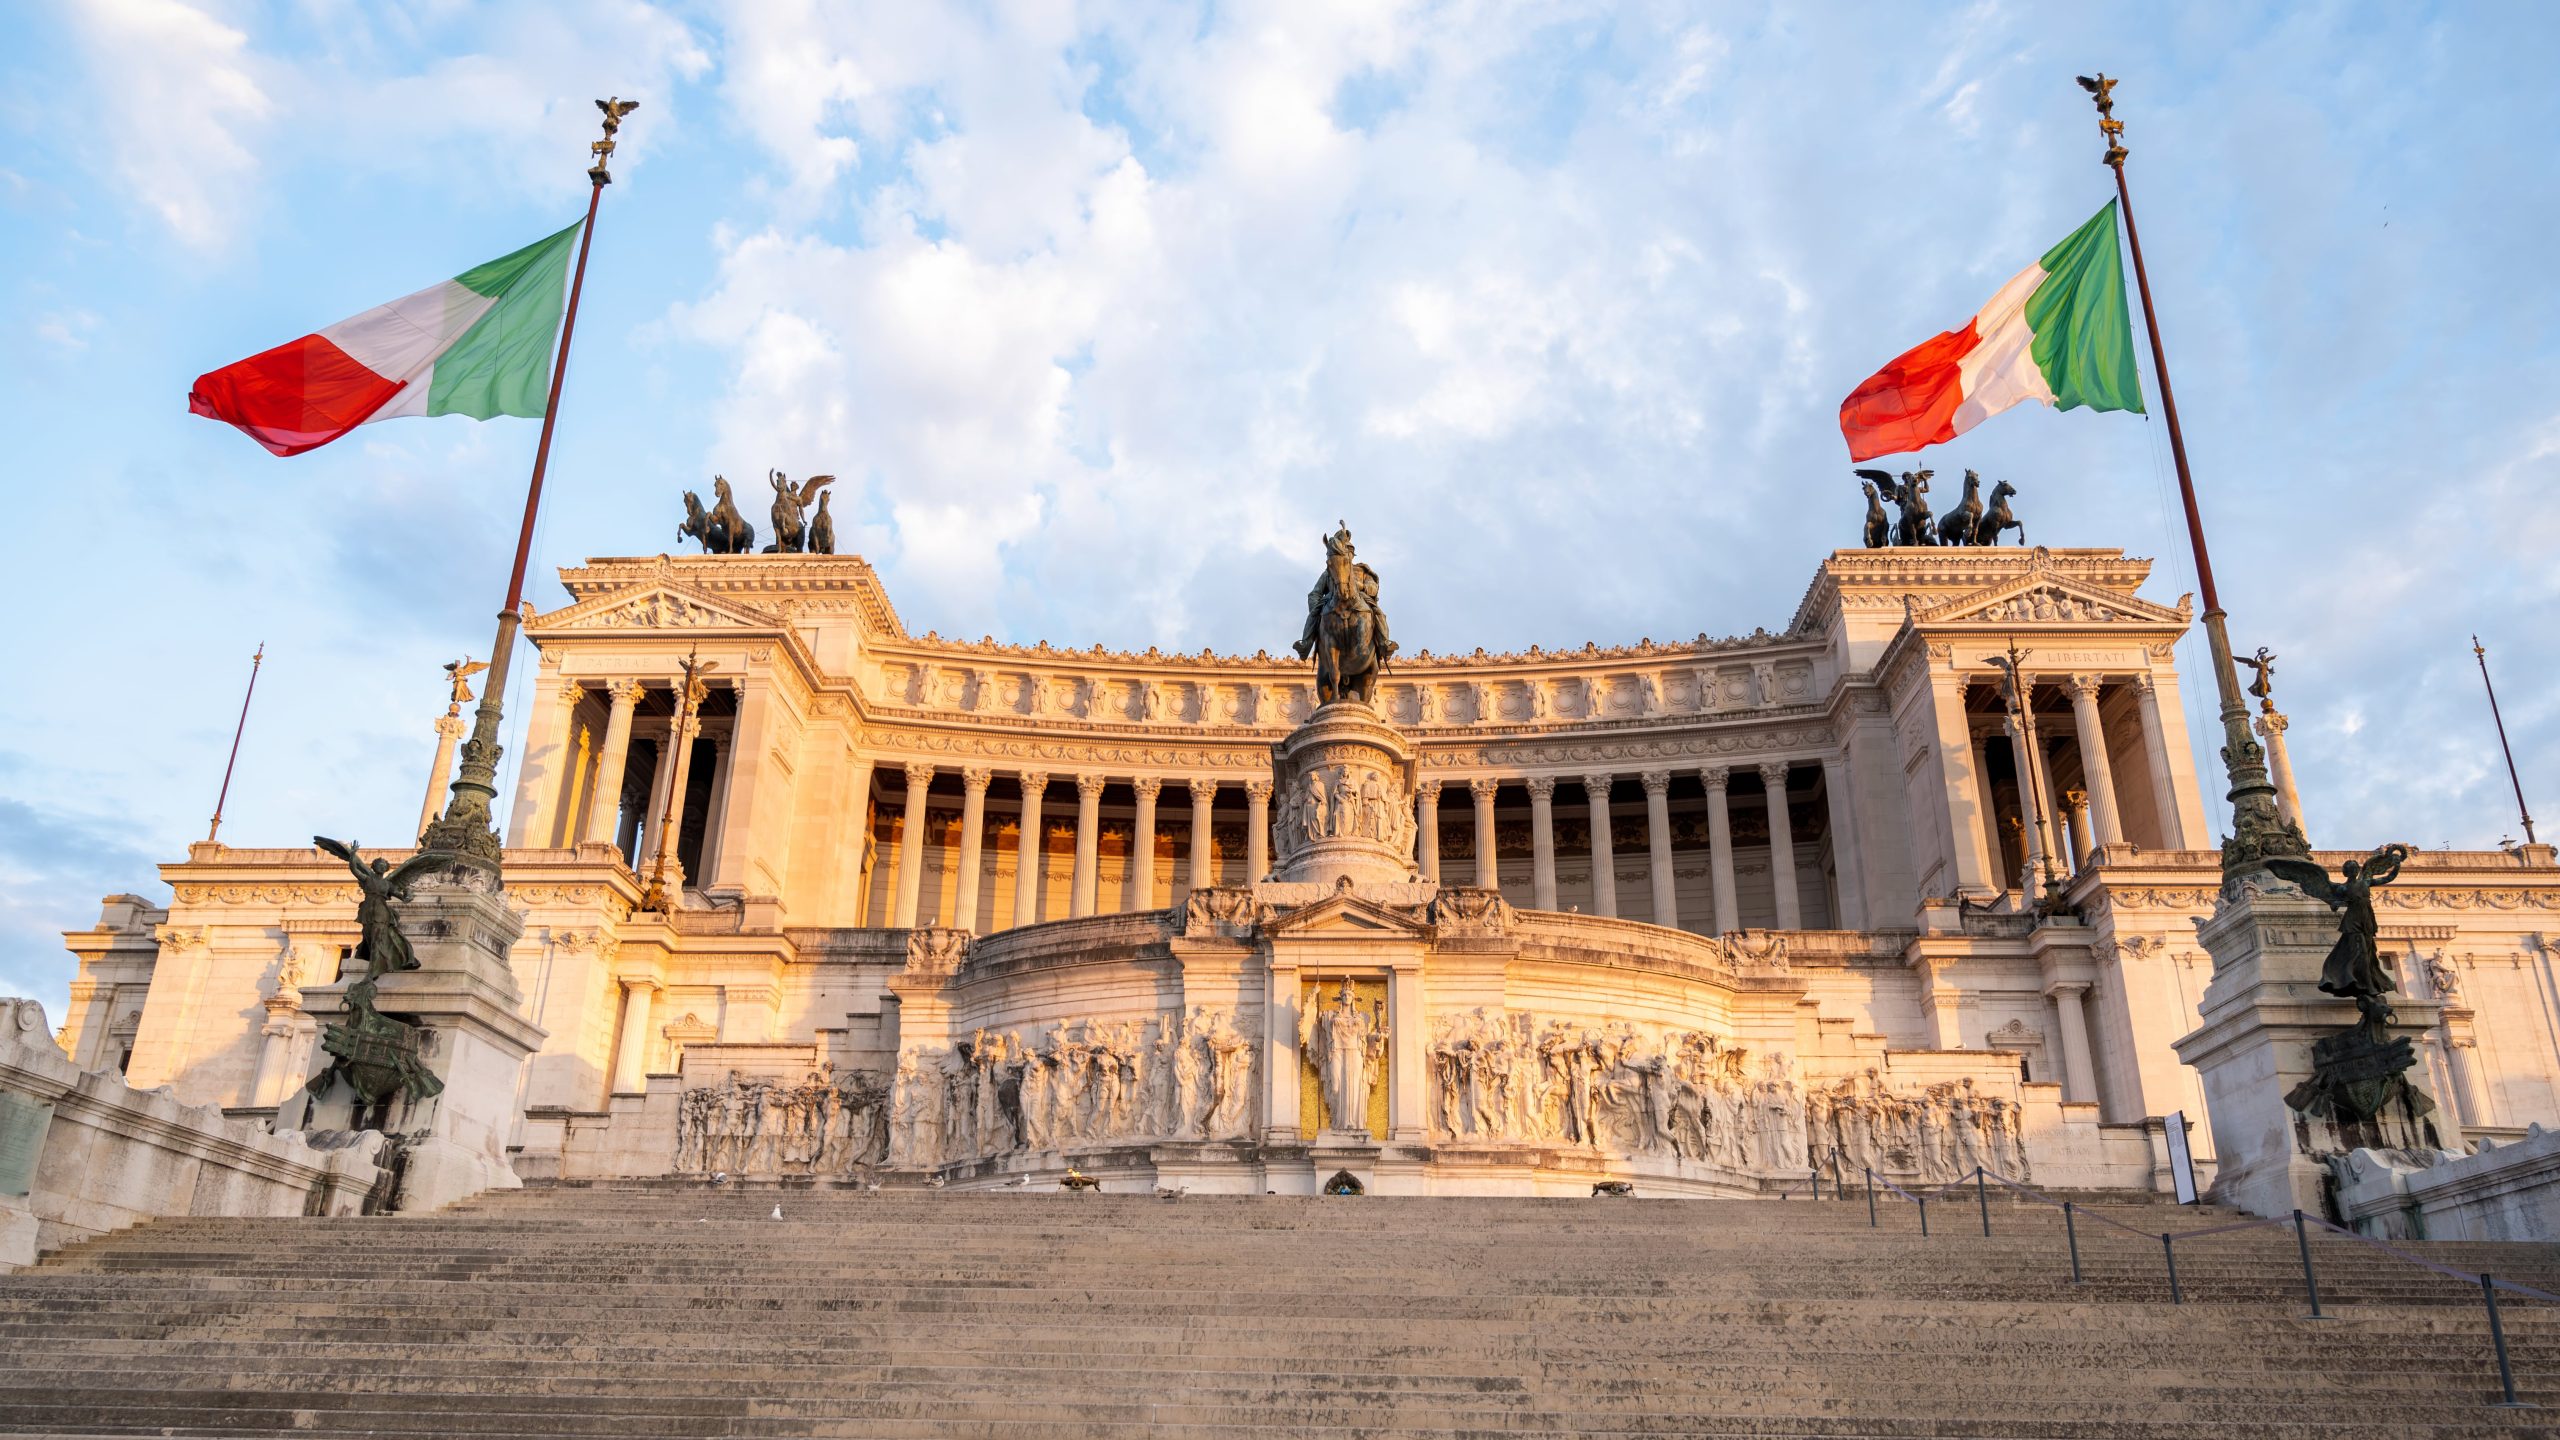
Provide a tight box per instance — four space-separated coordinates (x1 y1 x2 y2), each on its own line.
1262 890 1433 939
532 582 781 635
1918 570 2187 628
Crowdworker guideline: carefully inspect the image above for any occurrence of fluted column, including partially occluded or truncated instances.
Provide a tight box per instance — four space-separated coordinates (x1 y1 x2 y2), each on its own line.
1581 772 1617 917
1640 770 1676 928
610 980 657 1094
1760 762 1801 930
418 711 465 844
1071 774 1105 916
1129 777 1162 911
506 676 581 846
2131 674 2188 848
2005 716 2049 894
636 716 678 874
1012 771 1050 928
582 681 643 848
1415 779 1442 883
1244 779 1271 883
1821 755 1870 932
650 710 703 889
2064 675 2125 849
1186 778 1218 897
835 754 876 926
2257 709 2305 834
2062 789 2093 870
893 763 934 927
951 767 991 932
1469 778 1500 889
1527 777 1559 910
1701 766 1738 936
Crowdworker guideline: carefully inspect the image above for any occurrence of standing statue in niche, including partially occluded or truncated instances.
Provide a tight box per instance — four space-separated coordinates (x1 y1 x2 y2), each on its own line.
1301 979 1385 1134
1293 523 1396 705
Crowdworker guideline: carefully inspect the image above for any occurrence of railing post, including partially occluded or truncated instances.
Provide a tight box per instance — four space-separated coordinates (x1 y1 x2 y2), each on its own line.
2064 1201 2083 1284
1918 1195 1929 1237
2292 1210 2326 1319
2483 1274 2531 1408
1976 1166 1991 1237
2162 1233 2181 1305
1866 1168 1876 1228
1810 1166 1821 1201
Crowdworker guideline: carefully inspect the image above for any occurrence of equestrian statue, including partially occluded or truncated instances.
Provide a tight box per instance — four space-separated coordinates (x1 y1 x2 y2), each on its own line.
679 476 758 555
1293 523 1397 707
1852 468 2024 547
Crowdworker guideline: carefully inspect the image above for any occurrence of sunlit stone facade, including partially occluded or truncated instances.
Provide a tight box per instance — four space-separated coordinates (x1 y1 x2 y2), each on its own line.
56 546 2560 1196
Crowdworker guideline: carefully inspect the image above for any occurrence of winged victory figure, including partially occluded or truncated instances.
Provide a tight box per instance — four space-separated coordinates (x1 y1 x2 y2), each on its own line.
443 657 489 708
766 472 835 554
2264 843 2411 1032
314 837 445 982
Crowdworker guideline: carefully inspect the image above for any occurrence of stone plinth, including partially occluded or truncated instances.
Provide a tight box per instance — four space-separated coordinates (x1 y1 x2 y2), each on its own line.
2174 883 2447 1219
297 865 546 1211
1267 701 1420 887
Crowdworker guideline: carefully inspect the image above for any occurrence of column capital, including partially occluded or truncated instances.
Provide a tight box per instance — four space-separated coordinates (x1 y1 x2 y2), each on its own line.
903 761 936 787
1020 769 1050 795
1076 773 1108 799
2063 786 2090 813
1245 778 1272 803
2130 671 2158 696
435 712 468 740
1580 771 1613 798
961 765 993 792
610 679 647 707
558 680 588 706
2256 710 2290 735
1758 759 1791 789
2044 978 2092 1000
1131 776 1163 801
1416 777 1443 800
1639 769 1672 797
1525 775 1558 801
2066 673 2105 700
1468 776 1501 801
1188 776 1220 803
1700 764 1732 792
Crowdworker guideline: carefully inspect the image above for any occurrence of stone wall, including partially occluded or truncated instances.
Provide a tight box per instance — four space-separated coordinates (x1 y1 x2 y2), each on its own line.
0 999 384 1270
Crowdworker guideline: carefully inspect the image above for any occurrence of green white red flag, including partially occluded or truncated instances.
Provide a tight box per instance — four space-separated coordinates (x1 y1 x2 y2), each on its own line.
1839 200 2146 462
188 221 582 456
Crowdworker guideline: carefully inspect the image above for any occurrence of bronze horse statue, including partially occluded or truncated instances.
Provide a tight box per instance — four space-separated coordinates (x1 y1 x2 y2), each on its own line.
1860 481 1890 548
1296 531 1394 706
1936 470 1986 546
1974 479 2023 545
707 476 756 554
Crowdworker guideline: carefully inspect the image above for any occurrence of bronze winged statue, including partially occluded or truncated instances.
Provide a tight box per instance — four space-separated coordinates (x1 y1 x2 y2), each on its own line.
765 472 835 553
2265 843 2411 1033
314 837 444 982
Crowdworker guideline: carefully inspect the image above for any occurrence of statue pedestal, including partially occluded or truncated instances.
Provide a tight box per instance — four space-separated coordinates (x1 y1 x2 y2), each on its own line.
297 865 546 1212
2174 883 2446 1218
1267 701 1420 887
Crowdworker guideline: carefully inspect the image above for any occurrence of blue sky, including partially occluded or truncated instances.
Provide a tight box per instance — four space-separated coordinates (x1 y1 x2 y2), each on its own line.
5 1 2557 1019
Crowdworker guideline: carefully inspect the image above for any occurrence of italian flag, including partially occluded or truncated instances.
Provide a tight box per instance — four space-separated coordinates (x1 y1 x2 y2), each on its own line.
1839 200 2145 463
189 221 582 456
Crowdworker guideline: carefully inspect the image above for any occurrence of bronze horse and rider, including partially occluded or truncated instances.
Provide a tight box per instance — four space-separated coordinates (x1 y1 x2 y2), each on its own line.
1293 524 1397 706
1855 467 2023 547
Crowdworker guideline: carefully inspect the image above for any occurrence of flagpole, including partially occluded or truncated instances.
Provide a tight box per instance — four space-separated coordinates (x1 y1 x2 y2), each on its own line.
421 97 637 869
206 643 265 844
2083 75 2307 877
2473 636 2537 846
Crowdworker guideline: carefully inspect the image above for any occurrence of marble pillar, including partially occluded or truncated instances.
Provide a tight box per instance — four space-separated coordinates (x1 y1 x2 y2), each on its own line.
1930 674 1998 895
836 754 876 927
2132 674 2188 848
1186 778 1218 897
952 768 992 932
1415 779 1442 883
504 673 576 847
2063 790 2093 871
1245 780 1271 884
1701 766 1739 937
1761 762 1801 930
1641 770 1677 929
1071 774 1105 917
2050 982 2100 1104
2006 717 2049 894
1526 777 1559 910
2065 675 2125 849
1013 771 1050 929
418 711 465 845
1129 777 1161 911
610 980 656 1094
709 677 773 894
893 764 934 927
2257 708 2305 836
1469 778 1500 890
1821 756 1869 932
1581 773 1617 917
582 681 642 848
636 716 679 875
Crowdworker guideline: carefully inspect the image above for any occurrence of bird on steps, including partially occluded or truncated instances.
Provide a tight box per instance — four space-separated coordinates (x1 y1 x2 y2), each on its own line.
925 1175 947 1189
1154 1184 1187 1201
770 1204 784 1221
1001 1174 1031 1188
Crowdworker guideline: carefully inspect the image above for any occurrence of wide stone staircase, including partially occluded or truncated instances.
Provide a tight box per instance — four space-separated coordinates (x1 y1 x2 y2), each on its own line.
1 1181 2557 1437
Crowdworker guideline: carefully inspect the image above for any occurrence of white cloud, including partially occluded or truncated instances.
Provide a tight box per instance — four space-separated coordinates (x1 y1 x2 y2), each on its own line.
34 309 100 350
64 0 274 248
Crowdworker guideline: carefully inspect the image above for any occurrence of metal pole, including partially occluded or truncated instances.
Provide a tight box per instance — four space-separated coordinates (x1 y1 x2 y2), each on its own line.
1976 1166 1992 1237
1918 1196 1929 1238
206 643 264 843
420 100 632 869
2483 1274 2529 1408
1810 1167 1821 1201
2475 637 2538 846
1866 1168 1877 1228
2065 1201 2083 1283
2162 1233 2181 1304
2084 74 2301 877
2293 1210 2326 1319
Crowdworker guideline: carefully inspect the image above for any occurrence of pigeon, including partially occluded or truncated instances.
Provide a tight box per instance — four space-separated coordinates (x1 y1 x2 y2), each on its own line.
863 1181 883 1193
925 1175 947 1189
1154 1184 1187 1201
709 1171 730 1187
1001 1174 1031 1188
770 1204 784 1221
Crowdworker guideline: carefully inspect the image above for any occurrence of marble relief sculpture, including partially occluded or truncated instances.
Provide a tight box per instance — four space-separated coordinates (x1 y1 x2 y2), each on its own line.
881 1007 1262 1171
676 1066 889 1176
1803 1070 2029 1183
1301 980 1385 1133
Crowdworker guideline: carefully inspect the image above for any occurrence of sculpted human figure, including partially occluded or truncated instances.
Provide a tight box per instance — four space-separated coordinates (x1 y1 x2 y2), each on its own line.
2267 844 2412 1035
313 837 437 983
889 1055 924 1166
1207 1010 1255 1139
1018 1039 1053 1151
1300 980 1383 1134
1292 523 1396 705
1143 1017 1179 1137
